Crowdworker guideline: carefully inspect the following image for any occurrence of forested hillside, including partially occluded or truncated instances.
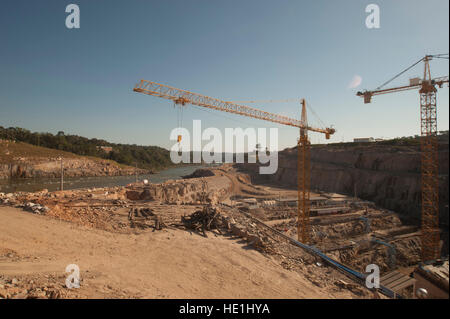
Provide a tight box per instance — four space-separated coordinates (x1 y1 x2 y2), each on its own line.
0 127 173 171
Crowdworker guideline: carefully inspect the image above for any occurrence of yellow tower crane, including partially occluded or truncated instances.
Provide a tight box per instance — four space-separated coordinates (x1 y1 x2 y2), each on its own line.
357 54 449 261
133 79 335 243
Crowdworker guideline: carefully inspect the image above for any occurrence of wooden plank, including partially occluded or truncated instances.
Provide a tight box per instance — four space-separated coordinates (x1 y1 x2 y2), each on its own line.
381 272 404 285
386 276 412 290
384 273 405 286
381 270 416 293
380 271 398 281
392 278 416 292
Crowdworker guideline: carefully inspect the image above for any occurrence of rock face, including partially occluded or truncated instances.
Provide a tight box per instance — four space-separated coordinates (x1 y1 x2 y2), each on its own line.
126 175 232 205
0 158 146 179
239 143 449 225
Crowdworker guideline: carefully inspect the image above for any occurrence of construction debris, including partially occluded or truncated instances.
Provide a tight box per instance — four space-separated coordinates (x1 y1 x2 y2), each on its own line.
1 164 442 299
128 207 167 230
181 205 223 237
21 202 49 215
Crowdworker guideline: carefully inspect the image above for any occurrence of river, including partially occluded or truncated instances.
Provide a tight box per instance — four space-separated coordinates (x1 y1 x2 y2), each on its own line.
0 165 209 193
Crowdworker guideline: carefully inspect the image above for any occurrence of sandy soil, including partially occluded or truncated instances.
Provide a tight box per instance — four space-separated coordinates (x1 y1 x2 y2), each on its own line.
0 205 348 299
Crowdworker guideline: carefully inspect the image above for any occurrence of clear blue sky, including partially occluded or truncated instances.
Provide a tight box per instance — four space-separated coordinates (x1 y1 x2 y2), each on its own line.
0 0 448 151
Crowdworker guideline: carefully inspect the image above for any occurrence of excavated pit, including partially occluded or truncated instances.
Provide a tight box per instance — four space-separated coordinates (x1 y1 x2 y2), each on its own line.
236 196 423 274
0 163 439 298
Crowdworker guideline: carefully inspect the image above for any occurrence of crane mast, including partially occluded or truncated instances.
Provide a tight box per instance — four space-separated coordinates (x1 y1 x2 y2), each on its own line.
419 56 440 261
298 99 311 243
134 79 335 243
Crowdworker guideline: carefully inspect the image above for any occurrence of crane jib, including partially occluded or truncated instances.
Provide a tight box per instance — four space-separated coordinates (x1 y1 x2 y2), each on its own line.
133 80 334 137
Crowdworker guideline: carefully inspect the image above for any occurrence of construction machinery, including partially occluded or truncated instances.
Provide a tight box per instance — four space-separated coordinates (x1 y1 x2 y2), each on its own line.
133 79 335 243
357 54 449 261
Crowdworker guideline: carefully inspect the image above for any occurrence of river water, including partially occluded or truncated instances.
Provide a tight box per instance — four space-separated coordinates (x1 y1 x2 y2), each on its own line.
0 165 208 193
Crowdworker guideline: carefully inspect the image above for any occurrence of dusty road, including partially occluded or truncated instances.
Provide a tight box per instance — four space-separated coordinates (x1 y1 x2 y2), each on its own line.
0 206 349 298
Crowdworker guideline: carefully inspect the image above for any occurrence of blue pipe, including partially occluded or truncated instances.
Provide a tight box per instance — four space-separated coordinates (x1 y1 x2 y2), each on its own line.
291 238 397 297
233 206 399 298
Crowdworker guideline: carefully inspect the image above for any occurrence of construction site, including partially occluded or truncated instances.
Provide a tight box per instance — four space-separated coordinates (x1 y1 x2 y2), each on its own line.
0 160 448 299
1 53 449 300
0 2 449 303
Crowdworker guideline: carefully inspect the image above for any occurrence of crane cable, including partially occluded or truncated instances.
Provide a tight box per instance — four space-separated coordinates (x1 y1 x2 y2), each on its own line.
190 103 266 127
226 98 329 127
174 101 184 150
223 98 331 133
375 57 424 90
172 95 333 137
375 53 449 90
431 53 449 58
227 98 301 104
306 101 327 130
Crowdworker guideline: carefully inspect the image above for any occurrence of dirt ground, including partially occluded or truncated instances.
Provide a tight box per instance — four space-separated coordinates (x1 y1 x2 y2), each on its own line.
0 205 360 299
2 164 413 299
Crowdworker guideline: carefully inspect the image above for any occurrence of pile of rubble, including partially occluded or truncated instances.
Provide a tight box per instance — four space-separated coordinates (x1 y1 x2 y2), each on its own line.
0 193 49 215
125 175 231 205
0 274 71 299
179 205 271 249
0 192 16 205
0 188 134 230
222 214 268 249
181 205 223 237
20 202 49 215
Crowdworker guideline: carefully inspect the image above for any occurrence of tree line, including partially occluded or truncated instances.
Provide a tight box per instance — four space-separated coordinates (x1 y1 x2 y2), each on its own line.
0 127 174 171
